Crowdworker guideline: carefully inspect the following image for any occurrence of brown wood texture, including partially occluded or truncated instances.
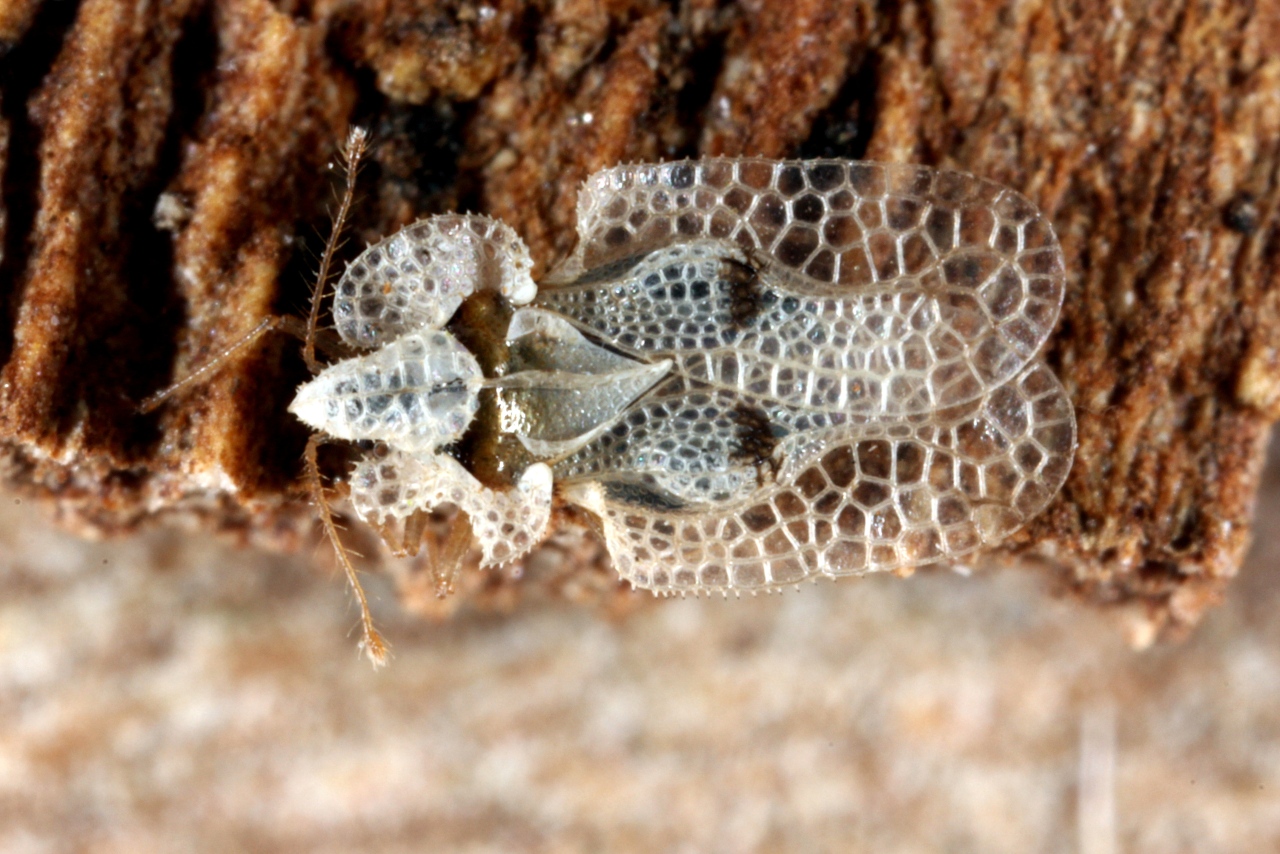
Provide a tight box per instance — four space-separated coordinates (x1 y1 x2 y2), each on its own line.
0 0 1277 638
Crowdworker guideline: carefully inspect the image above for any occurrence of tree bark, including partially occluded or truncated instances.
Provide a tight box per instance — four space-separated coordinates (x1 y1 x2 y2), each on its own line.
1 0 1277 639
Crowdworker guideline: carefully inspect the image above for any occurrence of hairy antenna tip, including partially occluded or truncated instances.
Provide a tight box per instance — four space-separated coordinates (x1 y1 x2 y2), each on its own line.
362 630 391 668
345 126 370 155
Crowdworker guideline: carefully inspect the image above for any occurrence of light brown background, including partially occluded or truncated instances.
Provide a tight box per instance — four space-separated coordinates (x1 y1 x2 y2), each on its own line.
1 436 1275 852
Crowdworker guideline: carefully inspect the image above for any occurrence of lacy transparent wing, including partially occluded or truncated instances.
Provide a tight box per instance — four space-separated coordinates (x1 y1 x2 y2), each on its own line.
557 362 1075 594
539 159 1065 416
333 214 536 349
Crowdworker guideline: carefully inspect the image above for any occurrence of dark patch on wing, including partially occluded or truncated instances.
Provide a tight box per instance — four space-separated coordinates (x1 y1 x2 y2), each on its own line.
721 256 771 328
601 477 688 511
729 402 782 485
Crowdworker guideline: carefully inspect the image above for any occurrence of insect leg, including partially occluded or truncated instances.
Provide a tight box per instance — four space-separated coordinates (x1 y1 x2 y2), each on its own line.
139 315 283 414
431 512 474 598
137 313 352 415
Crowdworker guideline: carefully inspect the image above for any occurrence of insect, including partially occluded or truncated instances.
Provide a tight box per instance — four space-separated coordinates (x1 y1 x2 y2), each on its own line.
149 138 1075 664
288 151 1076 648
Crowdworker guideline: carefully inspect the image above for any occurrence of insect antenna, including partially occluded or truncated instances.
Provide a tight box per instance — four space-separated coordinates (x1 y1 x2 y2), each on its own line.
298 126 393 667
304 125 368 375
305 433 389 667
139 130 369 415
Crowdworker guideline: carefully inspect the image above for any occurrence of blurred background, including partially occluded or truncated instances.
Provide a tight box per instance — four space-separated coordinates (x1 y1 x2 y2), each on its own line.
0 436 1275 852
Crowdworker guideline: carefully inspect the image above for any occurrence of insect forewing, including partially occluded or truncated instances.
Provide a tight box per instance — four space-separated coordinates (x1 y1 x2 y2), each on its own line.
541 159 1065 416
531 158 1075 591
560 362 1075 593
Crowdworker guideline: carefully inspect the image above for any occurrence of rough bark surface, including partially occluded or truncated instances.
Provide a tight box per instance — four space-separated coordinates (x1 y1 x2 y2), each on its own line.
1 0 1277 638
